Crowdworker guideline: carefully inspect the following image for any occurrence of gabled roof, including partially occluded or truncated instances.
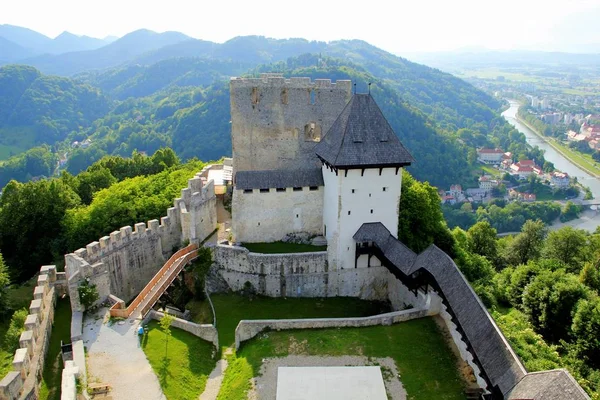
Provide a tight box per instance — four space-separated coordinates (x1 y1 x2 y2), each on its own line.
315 94 413 169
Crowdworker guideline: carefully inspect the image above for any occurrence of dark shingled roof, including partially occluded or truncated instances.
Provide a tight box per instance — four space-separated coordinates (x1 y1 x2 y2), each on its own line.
354 222 530 397
315 94 414 168
235 169 323 190
508 370 590 400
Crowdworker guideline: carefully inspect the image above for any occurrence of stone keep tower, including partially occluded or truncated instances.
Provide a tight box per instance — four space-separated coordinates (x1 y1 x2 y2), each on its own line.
230 74 352 174
315 94 413 270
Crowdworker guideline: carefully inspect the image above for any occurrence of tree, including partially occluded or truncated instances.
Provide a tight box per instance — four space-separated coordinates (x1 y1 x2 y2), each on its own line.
398 170 454 254
0 253 10 318
543 227 589 273
523 269 589 342
560 201 582 223
506 220 547 266
159 311 175 356
571 296 600 368
580 261 600 292
467 221 498 265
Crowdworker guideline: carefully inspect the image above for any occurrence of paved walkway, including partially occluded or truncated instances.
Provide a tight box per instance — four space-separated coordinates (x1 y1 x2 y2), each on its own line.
83 308 166 400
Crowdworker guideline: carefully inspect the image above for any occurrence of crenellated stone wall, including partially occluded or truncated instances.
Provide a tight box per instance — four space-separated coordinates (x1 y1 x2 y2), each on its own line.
65 167 219 312
0 265 66 400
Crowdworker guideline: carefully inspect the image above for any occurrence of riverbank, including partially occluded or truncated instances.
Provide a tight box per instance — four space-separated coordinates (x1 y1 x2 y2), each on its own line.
515 109 600 178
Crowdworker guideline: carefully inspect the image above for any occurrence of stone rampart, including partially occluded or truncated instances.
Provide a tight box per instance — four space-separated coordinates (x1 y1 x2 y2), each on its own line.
145 310 218 348
0 266 62 400
213 244 421 304
234 307 428 350
65 168 218 311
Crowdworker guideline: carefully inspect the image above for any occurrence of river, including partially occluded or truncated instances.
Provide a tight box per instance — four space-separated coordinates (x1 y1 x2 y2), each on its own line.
502 100 600 231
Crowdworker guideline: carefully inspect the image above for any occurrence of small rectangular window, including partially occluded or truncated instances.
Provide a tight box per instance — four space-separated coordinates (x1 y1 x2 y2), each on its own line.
348 211 351 215
383 187 388 192
276 188 286 192
259 188 269 193
370 209 373 214
309 186 318 191
293 187 302 192
369 193 372 197
243 189 253 193
351 189 355 193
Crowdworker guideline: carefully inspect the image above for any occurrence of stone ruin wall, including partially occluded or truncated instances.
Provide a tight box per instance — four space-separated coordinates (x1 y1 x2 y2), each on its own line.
230 74 352 173
0 266 68 400
65 167 219 312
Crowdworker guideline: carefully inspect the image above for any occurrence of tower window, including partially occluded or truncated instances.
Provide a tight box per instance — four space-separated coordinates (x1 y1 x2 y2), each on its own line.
296 214 299 218
251 87 259 104
370 209 373 214
369 193 371 197
281 88 288 105
351 189 355 193
243 189 253 193
259 188 269 193
293 187 302 192
276 188 286 192
383 187 388 192
309 186 318 191
309 90 316 105
348 211 351 215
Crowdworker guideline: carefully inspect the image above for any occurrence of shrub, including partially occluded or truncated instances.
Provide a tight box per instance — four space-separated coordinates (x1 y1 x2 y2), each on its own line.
4 308 28 351
78 279 99 310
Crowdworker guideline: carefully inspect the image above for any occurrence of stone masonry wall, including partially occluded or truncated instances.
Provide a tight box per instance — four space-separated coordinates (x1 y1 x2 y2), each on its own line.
0 266 63 400
232 186 323 243
65 167 218 312
213 244 419 304
235 307 429 350
230 74 352 173
145 310 219 348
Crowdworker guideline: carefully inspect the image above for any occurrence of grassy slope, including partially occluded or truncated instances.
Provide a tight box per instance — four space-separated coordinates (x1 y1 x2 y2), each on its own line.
210 294 390 347
39 297 72 400
242 242 327 254
218 318 465 400
0 277 38 377
142 320 216 400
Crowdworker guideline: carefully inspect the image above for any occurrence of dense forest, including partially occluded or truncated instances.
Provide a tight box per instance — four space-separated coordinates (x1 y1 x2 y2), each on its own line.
0 35 540 189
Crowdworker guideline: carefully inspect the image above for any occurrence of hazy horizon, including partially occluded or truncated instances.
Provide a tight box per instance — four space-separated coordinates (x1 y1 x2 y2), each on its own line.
1 0 600 54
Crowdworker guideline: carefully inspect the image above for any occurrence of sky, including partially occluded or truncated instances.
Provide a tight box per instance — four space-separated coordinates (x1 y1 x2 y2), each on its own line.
1 0 599 54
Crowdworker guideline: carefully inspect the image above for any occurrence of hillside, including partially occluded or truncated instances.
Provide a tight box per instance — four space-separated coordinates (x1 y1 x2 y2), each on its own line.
18 30 194 75
0 33 530 191
0 65 110 148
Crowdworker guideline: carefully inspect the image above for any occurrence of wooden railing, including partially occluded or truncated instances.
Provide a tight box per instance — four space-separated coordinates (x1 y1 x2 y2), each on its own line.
109 243 198 318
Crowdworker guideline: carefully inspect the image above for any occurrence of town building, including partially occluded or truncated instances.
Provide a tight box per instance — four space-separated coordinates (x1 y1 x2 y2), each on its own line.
477 148 504 164
478 175 498 190
510 160 536 179
551 172 570 189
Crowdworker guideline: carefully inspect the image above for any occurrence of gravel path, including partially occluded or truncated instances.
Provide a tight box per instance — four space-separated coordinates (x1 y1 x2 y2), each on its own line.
199 359 229 400
83 308 166 400
249 355 407 400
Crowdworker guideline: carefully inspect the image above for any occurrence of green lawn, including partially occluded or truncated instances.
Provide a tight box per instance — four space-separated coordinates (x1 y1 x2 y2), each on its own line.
550 140 600 177
39 297 72 400
242 242 327 253
217 318 465 400
207 294 390 348
141 320 216 400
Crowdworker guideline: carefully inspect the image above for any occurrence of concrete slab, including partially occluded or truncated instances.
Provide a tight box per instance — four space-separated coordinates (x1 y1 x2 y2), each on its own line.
276 366 387 400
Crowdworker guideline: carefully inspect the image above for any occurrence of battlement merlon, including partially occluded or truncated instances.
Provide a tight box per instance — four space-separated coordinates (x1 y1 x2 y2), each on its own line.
230 75 352 90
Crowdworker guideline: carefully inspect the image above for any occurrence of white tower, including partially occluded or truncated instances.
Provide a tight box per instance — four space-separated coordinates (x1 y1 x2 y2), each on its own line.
315 94 413 271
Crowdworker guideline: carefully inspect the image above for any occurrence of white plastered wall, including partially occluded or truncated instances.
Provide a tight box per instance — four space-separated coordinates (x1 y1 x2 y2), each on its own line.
323 165 402 271
233 186 323 243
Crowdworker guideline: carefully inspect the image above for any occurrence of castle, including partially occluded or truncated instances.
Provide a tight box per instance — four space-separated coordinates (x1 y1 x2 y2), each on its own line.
0 74 590 400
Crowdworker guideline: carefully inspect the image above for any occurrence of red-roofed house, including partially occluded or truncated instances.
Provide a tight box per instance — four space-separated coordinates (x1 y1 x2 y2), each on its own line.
510 160 536 179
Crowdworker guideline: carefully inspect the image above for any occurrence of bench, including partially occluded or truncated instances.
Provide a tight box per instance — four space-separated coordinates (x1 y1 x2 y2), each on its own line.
89 383 112 394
